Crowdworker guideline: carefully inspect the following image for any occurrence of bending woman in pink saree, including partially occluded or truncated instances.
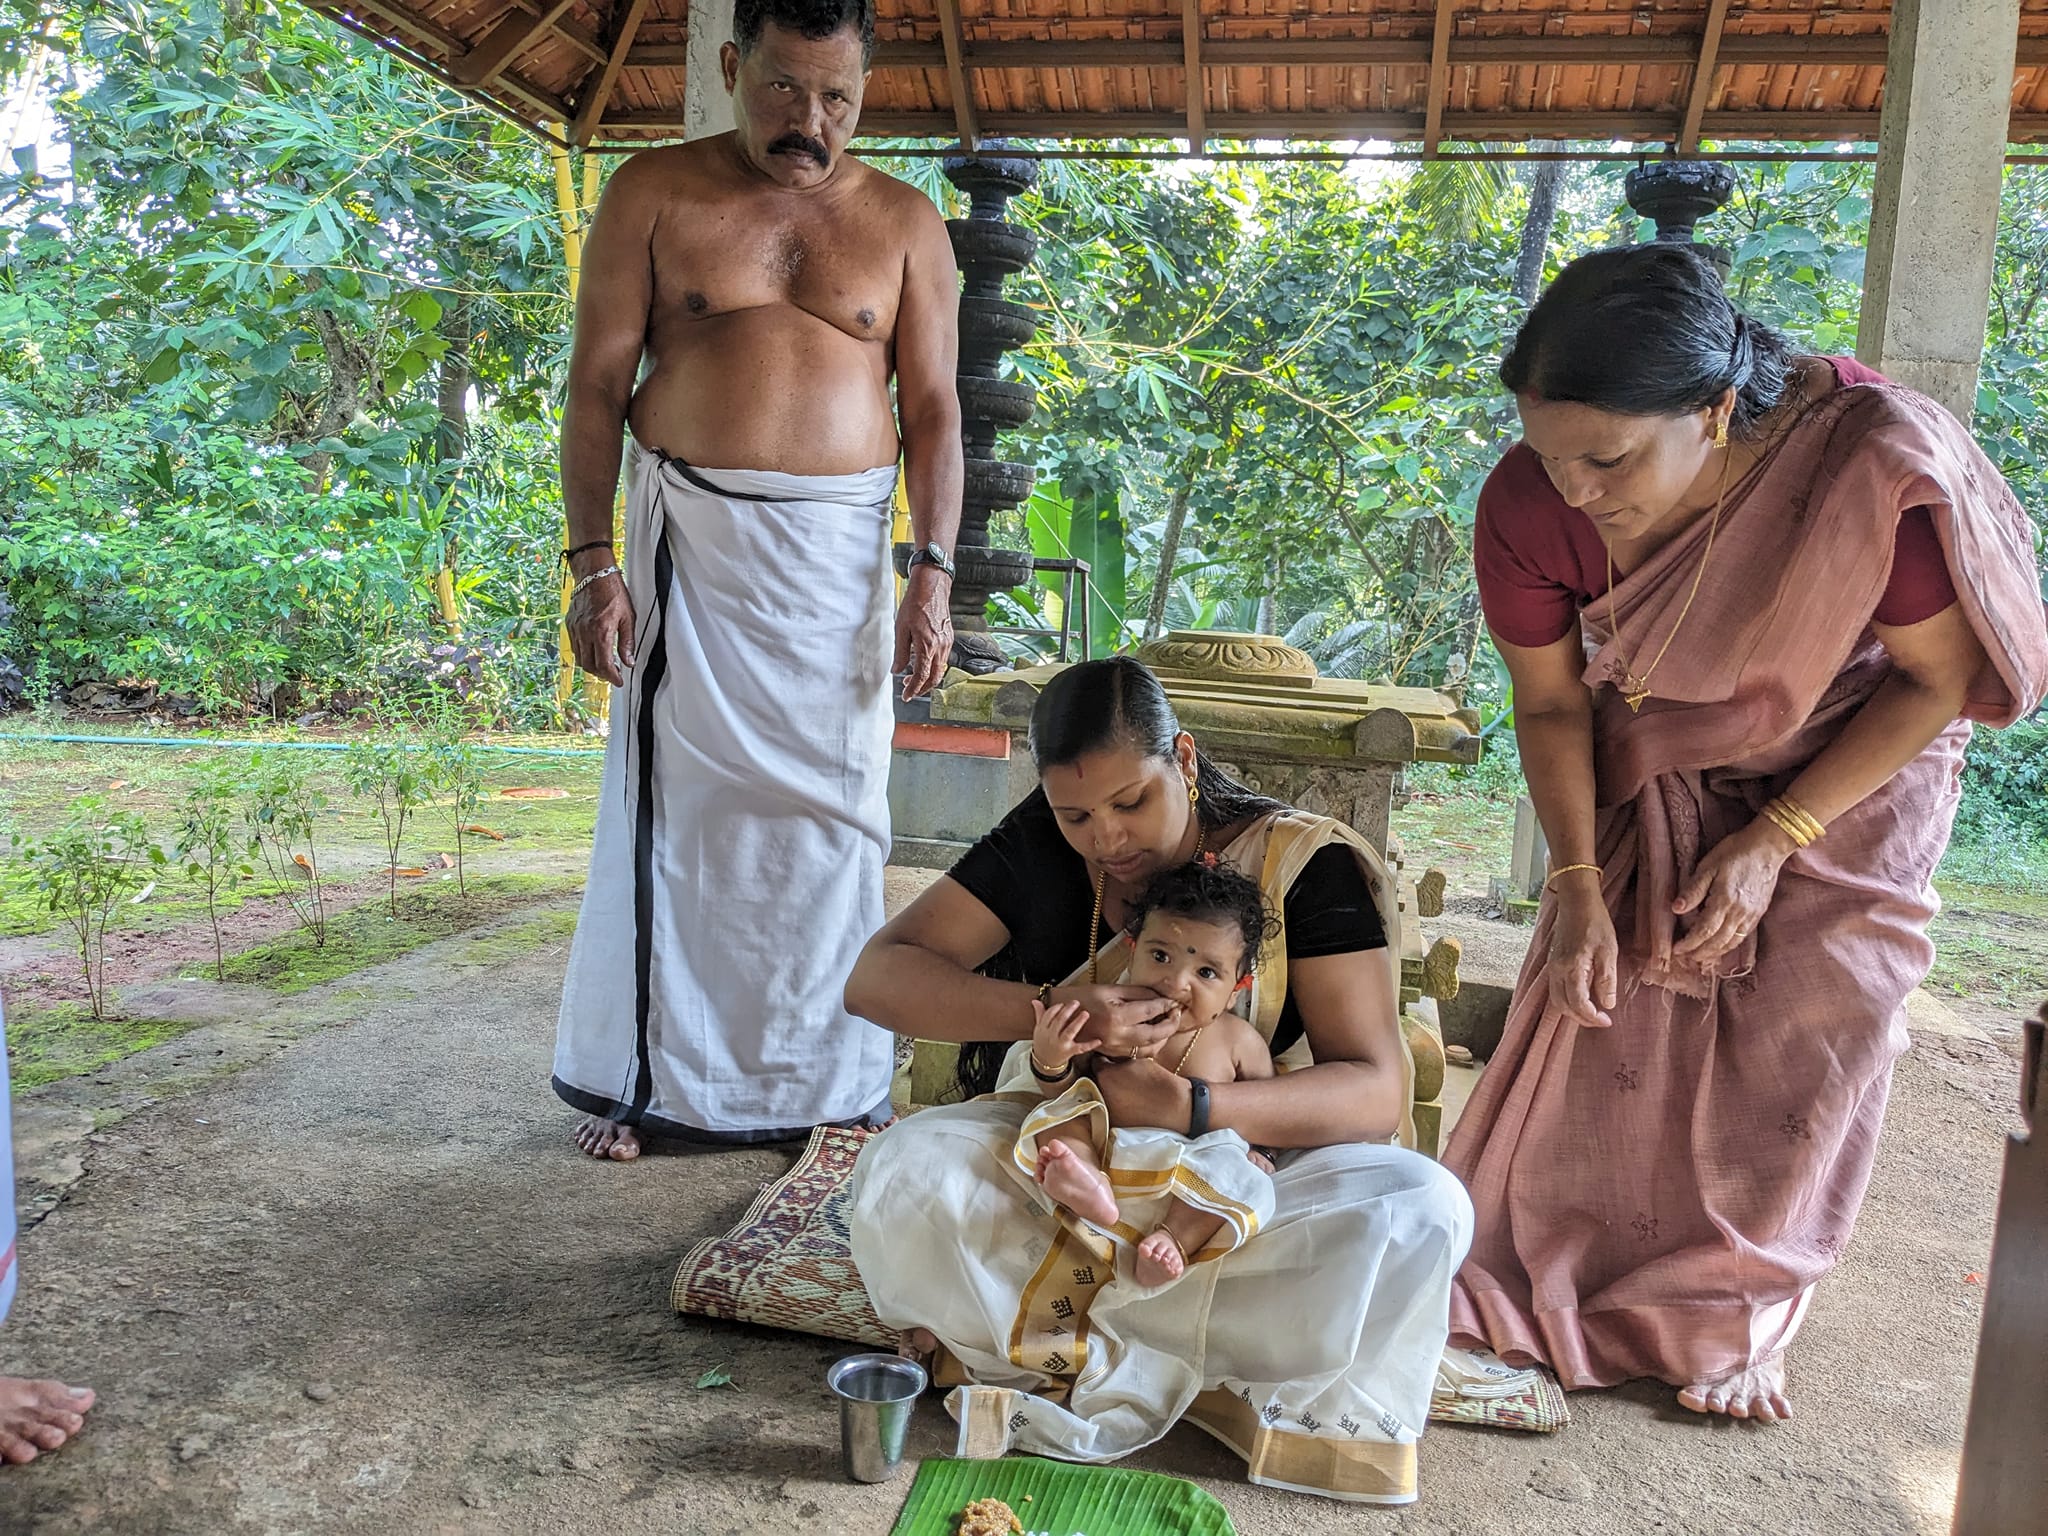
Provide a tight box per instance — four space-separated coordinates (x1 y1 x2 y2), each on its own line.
1447 245 2048 1422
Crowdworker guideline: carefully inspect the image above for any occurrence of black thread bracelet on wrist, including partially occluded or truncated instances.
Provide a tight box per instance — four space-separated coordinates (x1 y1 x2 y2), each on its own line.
1028 1053 1072 1085
562 539 614 565
1186 1077 1212 1139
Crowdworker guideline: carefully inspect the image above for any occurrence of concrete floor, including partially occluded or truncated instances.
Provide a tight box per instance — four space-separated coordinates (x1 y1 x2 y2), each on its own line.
0 878 2025 1535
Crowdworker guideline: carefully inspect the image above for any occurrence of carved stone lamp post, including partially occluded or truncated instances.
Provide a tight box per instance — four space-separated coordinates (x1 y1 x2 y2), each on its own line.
895 145 1044 675
1623 159 1737 275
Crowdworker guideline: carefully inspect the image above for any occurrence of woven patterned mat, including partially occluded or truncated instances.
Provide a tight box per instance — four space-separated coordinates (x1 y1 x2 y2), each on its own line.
672 1125 1567 1433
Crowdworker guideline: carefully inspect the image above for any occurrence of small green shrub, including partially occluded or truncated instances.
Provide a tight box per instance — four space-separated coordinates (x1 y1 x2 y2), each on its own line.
173 761 256 981
244 752 331 946
10 798 161 1018
428 734 486 897
345 737 433 916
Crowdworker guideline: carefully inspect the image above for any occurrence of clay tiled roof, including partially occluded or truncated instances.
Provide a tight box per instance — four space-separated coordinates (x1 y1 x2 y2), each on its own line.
306 0 2048 151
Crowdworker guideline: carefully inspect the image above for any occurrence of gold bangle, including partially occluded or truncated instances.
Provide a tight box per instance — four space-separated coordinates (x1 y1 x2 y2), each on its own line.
1545 863 1601 889
1761 798 1810 847
1035 981 1055 1005
1773 795 1826 843
1761 799 1818 849
1027 1052 1072 1083
1759 804 1809 848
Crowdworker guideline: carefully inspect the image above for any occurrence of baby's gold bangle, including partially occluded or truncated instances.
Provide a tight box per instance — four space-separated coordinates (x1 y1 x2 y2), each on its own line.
1028 1052 1072 1084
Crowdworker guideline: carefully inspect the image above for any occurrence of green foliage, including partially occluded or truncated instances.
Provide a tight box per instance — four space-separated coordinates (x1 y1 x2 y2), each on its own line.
1947 714 2048 888
343 736 432 915
1020 481 1129 657
244 751 330 945
0 3 576 723
172 761 255 980
10 797 161 1018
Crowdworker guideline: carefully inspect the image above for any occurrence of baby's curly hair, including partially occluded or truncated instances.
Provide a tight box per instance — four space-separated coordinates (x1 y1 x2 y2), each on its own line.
1123 860 1280 979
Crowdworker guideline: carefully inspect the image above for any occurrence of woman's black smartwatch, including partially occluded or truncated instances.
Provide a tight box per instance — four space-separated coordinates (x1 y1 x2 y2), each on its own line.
1186 1077 1211 1139
907 541 956 580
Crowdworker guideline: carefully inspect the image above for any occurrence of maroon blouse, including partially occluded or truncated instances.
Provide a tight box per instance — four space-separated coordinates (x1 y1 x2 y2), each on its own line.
1475 356 1959 649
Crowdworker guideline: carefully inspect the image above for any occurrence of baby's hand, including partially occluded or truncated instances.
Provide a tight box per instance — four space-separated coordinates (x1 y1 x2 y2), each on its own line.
1030 997 1091 1072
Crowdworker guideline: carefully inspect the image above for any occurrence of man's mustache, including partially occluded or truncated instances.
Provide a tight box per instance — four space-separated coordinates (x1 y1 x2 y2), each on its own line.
769 133 830 167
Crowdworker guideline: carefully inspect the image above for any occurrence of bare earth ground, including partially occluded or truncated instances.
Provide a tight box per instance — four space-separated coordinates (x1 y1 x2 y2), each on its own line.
0 746 2031 1535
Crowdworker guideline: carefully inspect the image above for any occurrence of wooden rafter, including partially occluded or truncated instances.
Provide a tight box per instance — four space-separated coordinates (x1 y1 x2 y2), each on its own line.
550 15 614 69
1181 0 1205 155
1679 0 1733 154
935 0 979 150
825 106 2048 143
312 0 574 120
317 4 576 127
846 33 2048 72
1423 1 1456 157
571 0 654 146
453 0 581 87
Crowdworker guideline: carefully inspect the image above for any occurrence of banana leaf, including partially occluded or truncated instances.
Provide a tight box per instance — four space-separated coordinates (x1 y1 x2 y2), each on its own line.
888 1456 1236 1536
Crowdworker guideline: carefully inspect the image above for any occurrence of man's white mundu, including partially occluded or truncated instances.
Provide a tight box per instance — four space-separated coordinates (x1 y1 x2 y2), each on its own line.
553 444 900 1142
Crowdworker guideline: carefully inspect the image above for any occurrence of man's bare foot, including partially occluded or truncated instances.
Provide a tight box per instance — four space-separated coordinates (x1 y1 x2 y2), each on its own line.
1133 1226 1188 1287
1035 1137 1119 1227
573 1117 642 1161
0 1377 94 1465
1678 1354 1792 1421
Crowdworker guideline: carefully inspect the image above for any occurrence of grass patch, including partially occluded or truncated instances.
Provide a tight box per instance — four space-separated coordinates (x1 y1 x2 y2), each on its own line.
446 905 580 969
1936 829 2048 894
207 872 582 994
1928 879 2048 1011
4 1001 208 1090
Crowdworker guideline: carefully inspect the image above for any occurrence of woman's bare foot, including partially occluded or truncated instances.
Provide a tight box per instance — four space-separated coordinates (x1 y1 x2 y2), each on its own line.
1678 1354 1792 1421
0 1377 94 1465
1035 1137 1119 1227
1133 1227 1188 1287
573 1117 642 1161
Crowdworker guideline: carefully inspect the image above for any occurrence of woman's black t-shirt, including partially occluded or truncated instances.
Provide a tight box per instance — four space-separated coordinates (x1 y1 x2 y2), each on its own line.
947 788 1387 1060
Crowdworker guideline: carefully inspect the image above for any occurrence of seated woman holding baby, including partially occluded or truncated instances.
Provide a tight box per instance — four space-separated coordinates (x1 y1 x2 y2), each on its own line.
843 656 1473 1507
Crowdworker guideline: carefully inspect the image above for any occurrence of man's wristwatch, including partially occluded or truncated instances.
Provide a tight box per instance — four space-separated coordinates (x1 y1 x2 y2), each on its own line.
907 541 956 580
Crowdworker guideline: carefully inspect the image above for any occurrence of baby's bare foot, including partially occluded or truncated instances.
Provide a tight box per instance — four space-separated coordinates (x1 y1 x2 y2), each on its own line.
1035 1138 1119 1227
1134 1227 1187 1287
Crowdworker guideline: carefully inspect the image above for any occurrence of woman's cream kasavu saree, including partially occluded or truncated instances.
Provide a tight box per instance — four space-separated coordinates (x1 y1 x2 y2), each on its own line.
850 811 1474 1504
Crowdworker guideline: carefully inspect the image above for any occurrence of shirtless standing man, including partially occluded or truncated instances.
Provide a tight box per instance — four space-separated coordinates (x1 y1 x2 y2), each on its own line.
551 0 962 1156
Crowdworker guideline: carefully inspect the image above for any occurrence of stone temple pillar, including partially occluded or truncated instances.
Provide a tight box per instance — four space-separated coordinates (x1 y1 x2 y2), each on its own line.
1857 0 2023 423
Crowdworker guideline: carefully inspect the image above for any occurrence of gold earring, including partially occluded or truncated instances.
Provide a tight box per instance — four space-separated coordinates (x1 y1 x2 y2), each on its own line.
1713 418 1730 448
1188 782 1201 806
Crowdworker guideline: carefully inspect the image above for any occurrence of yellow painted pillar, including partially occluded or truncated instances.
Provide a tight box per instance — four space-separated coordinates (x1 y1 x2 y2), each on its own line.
891 475 912 600
550 125 591 719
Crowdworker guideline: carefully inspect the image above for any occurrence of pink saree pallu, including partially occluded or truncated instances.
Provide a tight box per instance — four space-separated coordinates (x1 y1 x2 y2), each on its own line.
1447 384 2048 1390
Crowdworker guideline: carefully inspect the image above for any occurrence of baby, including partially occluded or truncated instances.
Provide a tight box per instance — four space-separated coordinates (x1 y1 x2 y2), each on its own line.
1026 859 1278 1287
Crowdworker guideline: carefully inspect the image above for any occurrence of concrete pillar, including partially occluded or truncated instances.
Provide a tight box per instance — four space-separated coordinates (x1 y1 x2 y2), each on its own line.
1510 796 1549 902
684 0 737 140
1856 0 2021 423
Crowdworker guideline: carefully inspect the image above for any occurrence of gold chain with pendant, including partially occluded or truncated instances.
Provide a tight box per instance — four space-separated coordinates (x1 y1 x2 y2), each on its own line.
1605 441 1735 713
